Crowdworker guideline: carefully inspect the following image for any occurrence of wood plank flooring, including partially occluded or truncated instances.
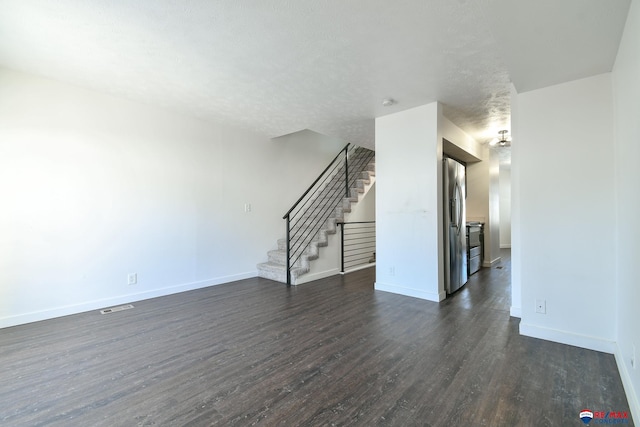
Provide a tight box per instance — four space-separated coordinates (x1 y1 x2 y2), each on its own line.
0 250 633 426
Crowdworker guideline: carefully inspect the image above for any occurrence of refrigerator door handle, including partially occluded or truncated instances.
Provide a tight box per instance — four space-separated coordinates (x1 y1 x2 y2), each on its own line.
450 197 457 226
456 184 464 230
451 182 463 228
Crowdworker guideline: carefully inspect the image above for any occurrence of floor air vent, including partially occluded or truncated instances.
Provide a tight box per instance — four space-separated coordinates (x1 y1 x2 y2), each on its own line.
100 304 134 314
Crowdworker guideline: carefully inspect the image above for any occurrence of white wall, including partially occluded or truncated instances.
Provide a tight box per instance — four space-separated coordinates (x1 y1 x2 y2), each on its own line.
344 181 377 272
348 182 376 222
466 147 501 267
375 103 492 302
516 73 616 352
612 0 640 419
487 151 501 265
499 168 511 248
438 114 483 161
510 83 522 318
0 69 345 328
341 181 376 273
375 103 442 301
299 180 376 283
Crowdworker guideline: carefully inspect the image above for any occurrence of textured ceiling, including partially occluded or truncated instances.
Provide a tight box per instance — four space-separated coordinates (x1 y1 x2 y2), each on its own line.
0 0 630 149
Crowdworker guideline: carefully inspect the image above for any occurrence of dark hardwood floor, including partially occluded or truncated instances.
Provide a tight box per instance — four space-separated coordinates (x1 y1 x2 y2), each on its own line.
0 250 633 426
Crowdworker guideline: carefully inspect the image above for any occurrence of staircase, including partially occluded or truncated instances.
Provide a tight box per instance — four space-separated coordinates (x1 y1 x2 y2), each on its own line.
257 145 375 285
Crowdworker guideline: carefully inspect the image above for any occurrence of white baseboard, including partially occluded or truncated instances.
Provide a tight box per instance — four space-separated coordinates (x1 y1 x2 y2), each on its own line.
341 263 376 274
374 281 445 302
295 268 340 285
483 257 501 268
500 244 512 249
614 343 640 425
0 271 258 329
519 322 616 354
510 306 522 318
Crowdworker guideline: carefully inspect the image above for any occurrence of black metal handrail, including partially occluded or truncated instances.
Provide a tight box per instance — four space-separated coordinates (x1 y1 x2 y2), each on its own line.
282 145 375 285
337 221 376 273
283 144 350 219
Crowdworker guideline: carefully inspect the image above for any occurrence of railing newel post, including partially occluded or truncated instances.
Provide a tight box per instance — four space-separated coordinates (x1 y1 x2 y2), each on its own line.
280 145 375 284
286 214 291 286
340 223 345 273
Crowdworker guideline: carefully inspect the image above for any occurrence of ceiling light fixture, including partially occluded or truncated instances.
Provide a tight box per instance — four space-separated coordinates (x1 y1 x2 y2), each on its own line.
490 130 511 147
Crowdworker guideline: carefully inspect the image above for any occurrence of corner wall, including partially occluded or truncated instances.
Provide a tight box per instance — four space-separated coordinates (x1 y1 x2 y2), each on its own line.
375 103 442 301
499 168 511 248
466 147 501 267
612 0 640 419
510 83 522 318
516 74 616 352
375 102 489 302
0 68 345 328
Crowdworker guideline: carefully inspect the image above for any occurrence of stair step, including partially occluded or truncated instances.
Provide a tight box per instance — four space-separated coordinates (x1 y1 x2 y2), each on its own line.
259 148 375 284
257 261 308 284
267 249 287 265
268 246 319 266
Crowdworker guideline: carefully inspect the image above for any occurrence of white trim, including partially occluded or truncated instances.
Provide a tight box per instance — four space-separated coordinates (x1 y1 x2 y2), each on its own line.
519 322 616 354
340 263 376 274
295 268 340 285
0 271 257 329
510 306 522 318
614 343 640 425
500 244 512 249
483 256 502 268
374 281 445 302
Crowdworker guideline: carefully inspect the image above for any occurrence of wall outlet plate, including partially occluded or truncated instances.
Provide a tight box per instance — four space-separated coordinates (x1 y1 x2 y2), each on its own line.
128 273 137 285
535 299 546 314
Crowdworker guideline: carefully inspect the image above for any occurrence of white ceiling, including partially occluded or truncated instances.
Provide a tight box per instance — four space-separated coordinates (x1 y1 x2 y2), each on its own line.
0 0 630 149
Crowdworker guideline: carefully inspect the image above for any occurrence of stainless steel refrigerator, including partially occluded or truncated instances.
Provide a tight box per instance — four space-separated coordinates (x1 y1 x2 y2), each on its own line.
443 157 468 294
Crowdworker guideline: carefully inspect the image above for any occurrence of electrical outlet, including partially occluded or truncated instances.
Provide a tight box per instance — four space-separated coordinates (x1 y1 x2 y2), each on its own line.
127 273 137 285
632 345 636 369
535 299 546 314
389 266 395 276
244 203 252 213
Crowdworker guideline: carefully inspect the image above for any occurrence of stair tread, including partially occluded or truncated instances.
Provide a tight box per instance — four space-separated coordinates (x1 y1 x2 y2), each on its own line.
258 261 307 273
260 150 375 284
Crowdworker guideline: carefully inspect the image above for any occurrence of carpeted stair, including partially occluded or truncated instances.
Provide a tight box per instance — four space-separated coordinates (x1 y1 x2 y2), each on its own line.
257 148 375 284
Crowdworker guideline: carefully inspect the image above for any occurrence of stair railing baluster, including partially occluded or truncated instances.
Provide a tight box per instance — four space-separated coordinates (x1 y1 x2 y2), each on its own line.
339 222 345 273
282 144 350 221
283 143 350 284
286 214 291 286
344 148 349 198
339 221 376 273
272 143 375 285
